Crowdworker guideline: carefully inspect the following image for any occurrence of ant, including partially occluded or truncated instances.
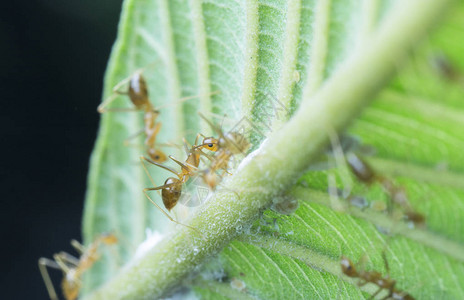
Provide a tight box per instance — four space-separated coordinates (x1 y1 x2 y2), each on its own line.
97 70 167 163
430 53 462 83
346 152 425 226
341 252 415 299
140 135 218 237
197 113 251 189
38 233 117 300
97 69 217 163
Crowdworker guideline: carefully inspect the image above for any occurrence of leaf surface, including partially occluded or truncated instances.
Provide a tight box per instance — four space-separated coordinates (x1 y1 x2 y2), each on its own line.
82 0 464 299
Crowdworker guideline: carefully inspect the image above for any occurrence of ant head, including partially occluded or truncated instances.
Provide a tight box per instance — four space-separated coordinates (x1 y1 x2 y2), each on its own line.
340 256 357 277
404 211 425 226
148 149 167 163
201 137 219 151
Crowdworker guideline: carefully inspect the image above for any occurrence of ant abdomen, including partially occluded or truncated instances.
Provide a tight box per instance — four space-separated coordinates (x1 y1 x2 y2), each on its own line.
162 177 182 211
128 72 150 109
346 152 376 184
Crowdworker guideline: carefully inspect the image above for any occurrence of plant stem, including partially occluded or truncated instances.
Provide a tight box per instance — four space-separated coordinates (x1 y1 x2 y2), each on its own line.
84 0 452 298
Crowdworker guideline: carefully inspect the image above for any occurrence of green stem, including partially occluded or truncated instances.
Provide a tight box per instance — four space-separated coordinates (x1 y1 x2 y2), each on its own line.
85 0 452 298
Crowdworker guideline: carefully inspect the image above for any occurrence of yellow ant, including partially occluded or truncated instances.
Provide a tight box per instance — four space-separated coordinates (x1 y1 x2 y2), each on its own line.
38 233 117 300
140 134 218 238
197 112 251 189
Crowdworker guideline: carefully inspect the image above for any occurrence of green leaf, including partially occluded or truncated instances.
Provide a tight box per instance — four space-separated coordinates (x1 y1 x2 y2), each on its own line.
81 0 464 299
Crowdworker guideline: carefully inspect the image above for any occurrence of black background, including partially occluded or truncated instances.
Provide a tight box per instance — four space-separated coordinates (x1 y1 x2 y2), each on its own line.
0 1 123 298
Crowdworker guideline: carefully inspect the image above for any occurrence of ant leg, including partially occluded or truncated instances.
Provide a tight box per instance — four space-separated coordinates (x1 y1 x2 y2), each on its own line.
357 254 368 271
140 156 173 198
70 240 86 254
142 188 206 240
158 141 183 149
140 157 206 240
222 169 233 176
97 90 140 113
200 150 215 162
198 112 224 137
378 177 396 215
53 254 73 273
194 133 201 146
169 155 197 174
327 128 353 198
200 111 230 124
220 113 227 130
123 129 145 147
357 279 368 287
56 251 80 266
38 258 60 300
141 156 180 177
156 90 221 110
381 250 390 276
327 173 345 211
368 286 383 300
182 137 193 156
217 184 241 200
182 133 201 156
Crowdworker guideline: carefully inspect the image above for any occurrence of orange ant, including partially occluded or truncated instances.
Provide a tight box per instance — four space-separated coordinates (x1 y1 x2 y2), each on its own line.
197 113 251 189
346 152 425 226
97 70 167 163
141 133 218 209
38 233 118 300
341 253 414 299
97 70 217 163
140 134 218 237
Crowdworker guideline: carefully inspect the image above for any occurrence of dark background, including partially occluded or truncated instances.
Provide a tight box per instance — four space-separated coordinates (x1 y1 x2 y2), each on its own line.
0 1 123 298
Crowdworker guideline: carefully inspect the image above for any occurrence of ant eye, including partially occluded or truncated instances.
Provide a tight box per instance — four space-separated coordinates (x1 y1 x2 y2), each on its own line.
208 144 213 147
155 155 160 160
